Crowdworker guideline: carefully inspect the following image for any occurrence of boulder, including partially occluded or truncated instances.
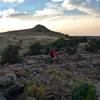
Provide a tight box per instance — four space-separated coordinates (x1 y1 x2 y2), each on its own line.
0 95 7 100
14 68 27 77
4 65 27 77
4 83 25 100
0 73 17 87
26 60 34 65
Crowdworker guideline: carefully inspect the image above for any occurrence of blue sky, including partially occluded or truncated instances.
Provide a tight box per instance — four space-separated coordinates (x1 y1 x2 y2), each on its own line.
0 0 100 35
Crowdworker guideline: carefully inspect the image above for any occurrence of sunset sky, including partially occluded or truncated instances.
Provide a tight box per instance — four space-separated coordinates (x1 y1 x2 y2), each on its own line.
0 0 100 36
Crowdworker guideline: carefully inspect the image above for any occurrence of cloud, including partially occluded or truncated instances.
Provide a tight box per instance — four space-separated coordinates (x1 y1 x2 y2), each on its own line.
32 1 89 22
0 1 64 21
0 0 100 35
5 0 96 21
0 0 99 21
52 0 63 2
2 0 24 3
51 0 100 16
0 8 29 19
62 0 100 16
34 8 63 18
32 2 65 21
0 8 17 17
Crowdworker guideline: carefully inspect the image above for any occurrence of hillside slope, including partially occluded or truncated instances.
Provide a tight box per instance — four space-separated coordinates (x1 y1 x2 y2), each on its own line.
0 24 66 37
0 25 68 55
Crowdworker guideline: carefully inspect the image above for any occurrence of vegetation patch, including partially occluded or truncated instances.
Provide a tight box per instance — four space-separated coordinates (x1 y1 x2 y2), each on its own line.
0 44 21 65
71 81 98 100
24 80 46 99
25 42 44 56
48 67 71 79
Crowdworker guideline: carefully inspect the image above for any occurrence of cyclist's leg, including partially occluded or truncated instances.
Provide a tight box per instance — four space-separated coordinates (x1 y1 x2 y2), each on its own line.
53 56 56 60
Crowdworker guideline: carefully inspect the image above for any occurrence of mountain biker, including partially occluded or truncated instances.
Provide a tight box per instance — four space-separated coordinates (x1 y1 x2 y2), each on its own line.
49 48 57 60
48 48 64 64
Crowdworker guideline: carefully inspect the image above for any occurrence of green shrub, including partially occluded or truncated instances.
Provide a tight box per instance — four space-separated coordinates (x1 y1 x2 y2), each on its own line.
72 82 98 100
26 37 80 56
69 36 87 43
24 80 46 100
66 46 77 55
0 45 21 65
52 38 67 49
49 67 71 79
45 38 67 50
28 42 44 55
44 37 78 55
85 39 100 53
68 37 80 47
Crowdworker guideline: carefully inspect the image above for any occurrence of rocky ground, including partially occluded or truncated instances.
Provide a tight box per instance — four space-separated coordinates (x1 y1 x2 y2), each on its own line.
0 53 100 100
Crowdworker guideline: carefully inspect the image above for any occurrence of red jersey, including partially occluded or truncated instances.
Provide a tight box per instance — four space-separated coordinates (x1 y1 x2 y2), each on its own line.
49 48 56 58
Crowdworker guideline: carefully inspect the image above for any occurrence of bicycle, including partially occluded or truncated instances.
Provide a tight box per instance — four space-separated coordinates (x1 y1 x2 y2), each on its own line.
45 56 63 64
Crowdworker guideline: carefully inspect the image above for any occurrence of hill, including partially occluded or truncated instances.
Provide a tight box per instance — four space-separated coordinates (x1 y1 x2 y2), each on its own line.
0 25 100 100
0 24 68 55
0 24 67 37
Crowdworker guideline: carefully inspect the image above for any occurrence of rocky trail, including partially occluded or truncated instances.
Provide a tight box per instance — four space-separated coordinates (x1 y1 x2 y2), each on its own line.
0 53 100 100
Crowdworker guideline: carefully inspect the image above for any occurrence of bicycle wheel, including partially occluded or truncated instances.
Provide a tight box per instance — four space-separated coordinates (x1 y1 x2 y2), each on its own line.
56 57 63 64
46 57 53 64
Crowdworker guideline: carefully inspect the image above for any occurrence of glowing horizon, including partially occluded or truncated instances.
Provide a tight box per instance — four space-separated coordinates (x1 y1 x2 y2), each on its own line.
0 0 100 36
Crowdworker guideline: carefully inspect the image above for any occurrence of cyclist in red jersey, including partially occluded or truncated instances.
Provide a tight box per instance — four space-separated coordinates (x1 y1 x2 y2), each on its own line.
49 48 57 60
